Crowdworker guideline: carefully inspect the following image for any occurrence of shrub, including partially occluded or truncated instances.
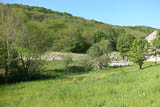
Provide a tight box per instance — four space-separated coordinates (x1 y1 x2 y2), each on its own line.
78 55 92 71
62 54 73 71
87 40 112 70
92 54 110 70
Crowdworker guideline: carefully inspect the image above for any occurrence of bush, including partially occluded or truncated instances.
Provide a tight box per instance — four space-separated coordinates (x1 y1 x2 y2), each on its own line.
87 40 112 70
78 55 92 71
62 54 73 71
0 60 44 84
92 54 110 70
8 67 42 83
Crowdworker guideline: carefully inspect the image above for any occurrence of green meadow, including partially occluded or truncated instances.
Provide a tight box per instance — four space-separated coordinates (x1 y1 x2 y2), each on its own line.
1 62 160 107
0 2 160 107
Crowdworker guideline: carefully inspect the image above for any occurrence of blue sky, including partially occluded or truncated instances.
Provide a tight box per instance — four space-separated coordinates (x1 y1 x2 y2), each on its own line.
3 0 160 28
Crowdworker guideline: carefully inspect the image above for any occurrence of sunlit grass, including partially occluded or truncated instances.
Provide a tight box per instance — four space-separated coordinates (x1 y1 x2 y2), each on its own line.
0 62 160 107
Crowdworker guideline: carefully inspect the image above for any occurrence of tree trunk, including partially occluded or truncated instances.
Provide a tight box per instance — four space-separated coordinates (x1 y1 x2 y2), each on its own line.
20 54 27 74
4 59 8 83
139 64 142 69
4 41 9 83
20 54 31 80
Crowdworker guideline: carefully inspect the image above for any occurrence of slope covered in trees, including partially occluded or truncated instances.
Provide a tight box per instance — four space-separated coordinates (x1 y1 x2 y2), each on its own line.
1 3 156 53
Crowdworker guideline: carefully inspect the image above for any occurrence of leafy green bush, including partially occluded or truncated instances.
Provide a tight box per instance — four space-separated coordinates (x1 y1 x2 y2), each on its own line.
88 40 112 70
78 55 92 71
62 55 73 71
92 54 110 70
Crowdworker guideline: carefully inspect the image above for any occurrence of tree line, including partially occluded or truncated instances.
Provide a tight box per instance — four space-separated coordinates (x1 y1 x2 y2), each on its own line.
117 31 160 69
0 3 158 83
1 3 155 53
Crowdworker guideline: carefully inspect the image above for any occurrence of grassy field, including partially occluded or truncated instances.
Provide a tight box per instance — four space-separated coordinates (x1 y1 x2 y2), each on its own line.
0 61 160 107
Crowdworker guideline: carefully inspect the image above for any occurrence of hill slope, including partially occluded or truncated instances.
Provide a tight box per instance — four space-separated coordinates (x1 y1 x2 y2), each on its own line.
0 62 160 106
0 3 156 53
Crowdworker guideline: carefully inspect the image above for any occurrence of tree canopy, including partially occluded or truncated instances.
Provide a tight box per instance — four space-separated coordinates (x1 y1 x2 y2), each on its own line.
129 36 149 69
0 3 155 53
117 34 135 56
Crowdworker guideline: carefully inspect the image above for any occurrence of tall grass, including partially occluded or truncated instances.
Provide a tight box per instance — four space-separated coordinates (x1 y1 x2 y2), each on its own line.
0 62 160 107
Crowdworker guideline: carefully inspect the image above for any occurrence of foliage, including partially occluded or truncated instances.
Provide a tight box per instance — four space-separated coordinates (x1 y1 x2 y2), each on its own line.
78 55 93 71
88 40 112 70
53 27 90 53
0 4 49 82
129 36 149 69
16 22 50 80
92 54 110 70
88 40 112 57
116 34 135 56
114 26 155 38
62 54 73 71
0 2 157 83
93 31 107 43
0 5 23 82
0 3 155 54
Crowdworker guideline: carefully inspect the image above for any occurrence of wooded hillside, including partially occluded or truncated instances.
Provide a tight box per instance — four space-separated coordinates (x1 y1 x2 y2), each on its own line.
0 3 156 53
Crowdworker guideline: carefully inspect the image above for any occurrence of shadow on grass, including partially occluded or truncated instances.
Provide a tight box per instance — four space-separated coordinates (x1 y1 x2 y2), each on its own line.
34 66 91 80
36 63 160 82
22 66 90 83
142 63 160 69
0 66 90 84
68 66 90 74
142 63 158 69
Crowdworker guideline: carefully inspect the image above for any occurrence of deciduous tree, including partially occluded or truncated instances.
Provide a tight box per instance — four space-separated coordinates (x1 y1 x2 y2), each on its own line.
117 34 135 56
88 40 112 70
129 36 149 69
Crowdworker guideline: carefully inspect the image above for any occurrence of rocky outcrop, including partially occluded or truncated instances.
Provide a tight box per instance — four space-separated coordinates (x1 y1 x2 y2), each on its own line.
145 30 157 43
146 30 160 62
